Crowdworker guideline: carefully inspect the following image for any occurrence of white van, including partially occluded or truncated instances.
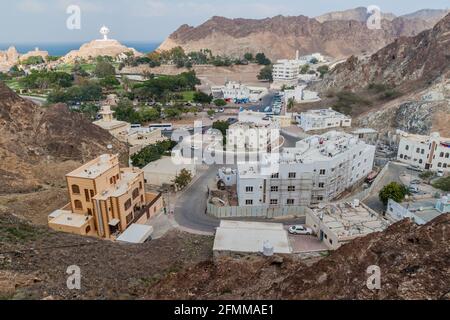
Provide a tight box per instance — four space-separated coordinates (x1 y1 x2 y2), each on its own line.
437 169 444 177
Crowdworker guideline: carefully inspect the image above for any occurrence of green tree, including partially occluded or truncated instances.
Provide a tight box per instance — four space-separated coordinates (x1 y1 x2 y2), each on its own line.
207 109 215 117
287 97 295 111
173 168 193 190
317 65 330 78
432 176 450 192
99 75 120 89
94 61 115 78
257 65 273 82
300 64 310 74
255 52 271 65
213 99 227 107
244 52 254 61
379 182 409 206
193 91 213 104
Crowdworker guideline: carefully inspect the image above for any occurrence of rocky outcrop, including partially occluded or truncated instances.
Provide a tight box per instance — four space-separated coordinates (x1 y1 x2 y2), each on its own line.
315 6 396 23
148 214 450 300
0 47 20 72
158 9 446 60
0 82 128 194
62 39 142 63
319 13 450 93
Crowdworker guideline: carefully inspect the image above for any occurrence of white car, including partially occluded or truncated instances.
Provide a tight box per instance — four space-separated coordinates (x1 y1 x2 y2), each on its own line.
288 225 313 235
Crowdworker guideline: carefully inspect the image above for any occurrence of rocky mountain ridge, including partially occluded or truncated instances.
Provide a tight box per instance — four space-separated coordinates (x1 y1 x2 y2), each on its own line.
158 8 449 59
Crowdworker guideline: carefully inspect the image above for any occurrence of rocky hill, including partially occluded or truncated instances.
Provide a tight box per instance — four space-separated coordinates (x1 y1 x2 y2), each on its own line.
318 13 450 92
148 214 450 300
62 39 142 63
315 6 396 23
0 82 127 195
157 8 447 59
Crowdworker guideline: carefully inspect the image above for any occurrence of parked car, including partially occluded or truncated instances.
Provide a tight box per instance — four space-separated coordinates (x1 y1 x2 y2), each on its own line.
408 185 420 194
218 108 225 113
288 225 313 235
410 179 421 185
437 169 444 177
407 165 424 173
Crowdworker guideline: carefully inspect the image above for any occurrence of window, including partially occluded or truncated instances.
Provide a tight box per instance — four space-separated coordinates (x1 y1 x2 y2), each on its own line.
84 189 90 202
438 163 442 168
421 149 425 154
71 184 80 194
405 145 409 150
245 200 253 205
74 200 83 210
320 169 326 175
287 199 295 205
271 173 279 179
270 199 278 205
245 186 254 192
271 186 279 192
440 152 444 158
317 196 324 201
446 153 449 159
399 154 404 159
110 177 114 184
85 226 91 234
416 148 420 153
288 172 296 178
126 213 133 225
288 186 296 192
90 190 94 198
139 182 143 190
419 159 423 164
132 188 140 199
124 199 132 211
318 183 325 188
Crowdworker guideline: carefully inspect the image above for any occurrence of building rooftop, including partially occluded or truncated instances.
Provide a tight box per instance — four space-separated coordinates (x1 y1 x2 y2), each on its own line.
93 119 129 131
301 108 350 119
49 210 92 228
313 202 390 239
93 167 142 200
280 131 370 163
116 224 154 244
213 221 291 254
352 128 378 134
67 154 119 179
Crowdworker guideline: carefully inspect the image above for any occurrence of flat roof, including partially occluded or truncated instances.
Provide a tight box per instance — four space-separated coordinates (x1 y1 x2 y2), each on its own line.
142 156 196 174
93 168 141 200
49 210 91 228
93 119 129 131
213 221 291 254
67 154 119 179
313 203 390 239
117 224 154 244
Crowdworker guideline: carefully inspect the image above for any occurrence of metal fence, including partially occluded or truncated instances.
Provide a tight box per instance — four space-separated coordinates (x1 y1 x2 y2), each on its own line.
207 203 308 219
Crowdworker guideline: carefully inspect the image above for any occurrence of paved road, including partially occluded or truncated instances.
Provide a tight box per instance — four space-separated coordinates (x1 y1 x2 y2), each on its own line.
364 162 418 213
174 164 221 233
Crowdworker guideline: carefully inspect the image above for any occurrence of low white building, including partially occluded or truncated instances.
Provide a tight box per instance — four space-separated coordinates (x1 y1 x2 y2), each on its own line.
306 201 391 250
211 81 268 103
142 156 197 187
297 108 352 132
387 195 450 225
213 221 291 256
284 85 320 104
237 131 375 207
396 131 450 172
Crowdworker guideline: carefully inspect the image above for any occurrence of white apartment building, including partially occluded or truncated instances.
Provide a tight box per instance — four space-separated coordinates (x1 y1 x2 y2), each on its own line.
227 112 280 153
272 51 326 85
297 108 352 132
237 131 375 207
211 81 268 103
396 131 450 172
284 85 320 104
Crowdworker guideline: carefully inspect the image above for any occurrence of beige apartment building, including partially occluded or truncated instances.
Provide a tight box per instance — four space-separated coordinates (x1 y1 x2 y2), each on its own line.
48 154 163 240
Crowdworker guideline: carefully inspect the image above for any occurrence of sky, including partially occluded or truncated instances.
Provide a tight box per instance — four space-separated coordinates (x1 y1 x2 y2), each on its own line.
0 0 448 44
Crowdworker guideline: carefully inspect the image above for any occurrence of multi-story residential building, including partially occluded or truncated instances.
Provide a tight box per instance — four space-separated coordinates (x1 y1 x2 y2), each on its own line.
296 108 352 132
284 85 320 104
48 154 163 240
396 131 450 172
237 131 375 207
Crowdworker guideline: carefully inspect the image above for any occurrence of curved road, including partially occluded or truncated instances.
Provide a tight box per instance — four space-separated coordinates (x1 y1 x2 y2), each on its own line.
174 132 304 234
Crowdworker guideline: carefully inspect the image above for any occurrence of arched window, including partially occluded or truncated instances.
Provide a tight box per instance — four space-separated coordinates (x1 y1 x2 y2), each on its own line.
446 153 449 158
124 199 132 211
132 188 139 199
72 184 80 194
438 163 442 168
74 200 83 210
85 226 91 234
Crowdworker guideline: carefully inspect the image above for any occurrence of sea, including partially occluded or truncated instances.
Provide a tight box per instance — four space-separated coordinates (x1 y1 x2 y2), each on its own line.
0 41 161 56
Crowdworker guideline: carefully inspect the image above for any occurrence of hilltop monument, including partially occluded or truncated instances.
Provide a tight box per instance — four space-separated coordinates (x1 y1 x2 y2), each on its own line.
100 26 110 41
61 25 142 62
